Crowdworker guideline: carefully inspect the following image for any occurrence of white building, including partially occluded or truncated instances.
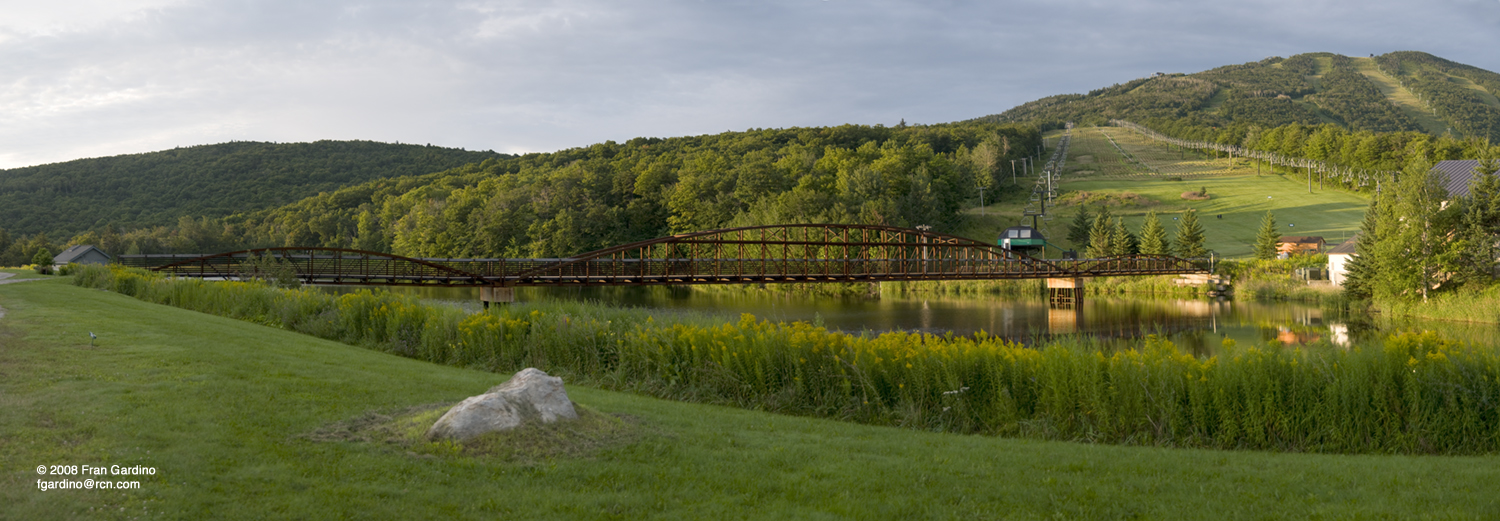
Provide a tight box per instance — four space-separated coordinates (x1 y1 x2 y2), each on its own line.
1326 235 1358 287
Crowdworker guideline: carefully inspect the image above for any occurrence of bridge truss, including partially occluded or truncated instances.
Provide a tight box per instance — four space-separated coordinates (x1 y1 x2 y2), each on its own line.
119 224 1210 287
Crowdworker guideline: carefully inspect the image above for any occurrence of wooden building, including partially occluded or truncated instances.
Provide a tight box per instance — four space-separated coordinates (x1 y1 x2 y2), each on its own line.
1277 236 1325 256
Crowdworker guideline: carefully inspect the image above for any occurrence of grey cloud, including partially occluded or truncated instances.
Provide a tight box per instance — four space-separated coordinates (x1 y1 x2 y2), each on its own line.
1 0 1497 168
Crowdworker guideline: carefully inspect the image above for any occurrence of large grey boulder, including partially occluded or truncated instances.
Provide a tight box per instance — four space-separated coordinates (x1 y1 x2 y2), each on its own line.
425 368 579 441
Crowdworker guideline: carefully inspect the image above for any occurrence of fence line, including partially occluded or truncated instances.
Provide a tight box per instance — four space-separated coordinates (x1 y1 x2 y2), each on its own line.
1110 119 1399 191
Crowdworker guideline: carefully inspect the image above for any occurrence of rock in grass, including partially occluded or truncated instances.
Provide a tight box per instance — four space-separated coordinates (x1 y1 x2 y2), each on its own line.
425 368 578 441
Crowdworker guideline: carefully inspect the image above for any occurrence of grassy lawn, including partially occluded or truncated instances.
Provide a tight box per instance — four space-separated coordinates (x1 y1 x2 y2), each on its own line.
963 128 1369 258
4 278 1500 519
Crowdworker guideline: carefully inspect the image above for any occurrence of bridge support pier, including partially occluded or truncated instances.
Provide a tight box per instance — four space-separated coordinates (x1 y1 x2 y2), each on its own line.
1046 278 1084 308
481 286 514 308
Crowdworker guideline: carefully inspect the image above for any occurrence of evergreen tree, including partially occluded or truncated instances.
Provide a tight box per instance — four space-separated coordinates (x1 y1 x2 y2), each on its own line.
1087 208 1115 258
1138 211 1170 255
1453 159 1500 284
1174 210 1208 258
1110 218 1136 256
1253 211 1281 260
1341 202 1379 300
1067 206 1094 252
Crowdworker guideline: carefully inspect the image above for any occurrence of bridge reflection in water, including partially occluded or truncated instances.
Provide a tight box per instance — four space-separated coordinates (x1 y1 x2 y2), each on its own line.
120 224 1211 306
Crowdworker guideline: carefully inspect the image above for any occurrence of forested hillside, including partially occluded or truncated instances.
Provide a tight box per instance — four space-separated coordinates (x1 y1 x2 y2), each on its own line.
1374 51 1500 143
8 124 1037 261
979 51 1498 141
0 140 505 238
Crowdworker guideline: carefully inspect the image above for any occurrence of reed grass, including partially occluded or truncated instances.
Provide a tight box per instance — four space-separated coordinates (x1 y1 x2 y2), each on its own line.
1377 285 1500 324
77 265 1500 454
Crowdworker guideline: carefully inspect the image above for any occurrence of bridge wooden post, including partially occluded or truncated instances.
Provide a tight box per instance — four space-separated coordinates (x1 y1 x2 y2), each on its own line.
481 286 514 308
1046 278 1084 307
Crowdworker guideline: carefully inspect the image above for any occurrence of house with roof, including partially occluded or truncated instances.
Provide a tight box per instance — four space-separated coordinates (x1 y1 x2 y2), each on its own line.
1326 234 1359 287
1277 236 1325 257
1431 160 1490 198
1432 160 1500 274
52 245 111 270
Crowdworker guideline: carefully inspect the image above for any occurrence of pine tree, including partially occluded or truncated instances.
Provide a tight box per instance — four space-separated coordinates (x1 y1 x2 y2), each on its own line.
1087 208 1114 258
1110 218 1136 256
1341 202 1379 300
1253 211 1281 260
1138 211 1170 255
1453 160 1500 284
1067 207 1094 252
1174 210 1208 258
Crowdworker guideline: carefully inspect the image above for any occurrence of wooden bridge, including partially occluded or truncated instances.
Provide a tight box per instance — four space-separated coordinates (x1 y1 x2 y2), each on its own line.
118 224 1211 301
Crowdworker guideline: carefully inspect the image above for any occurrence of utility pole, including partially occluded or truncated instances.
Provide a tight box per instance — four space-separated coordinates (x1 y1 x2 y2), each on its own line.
1011 159 1017 185
916 225 932 274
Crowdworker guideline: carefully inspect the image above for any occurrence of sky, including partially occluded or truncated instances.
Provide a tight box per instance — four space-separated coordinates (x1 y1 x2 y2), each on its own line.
2 0 1499 169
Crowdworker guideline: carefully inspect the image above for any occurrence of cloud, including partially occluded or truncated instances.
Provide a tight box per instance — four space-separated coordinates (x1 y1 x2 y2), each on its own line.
1 0 1497 168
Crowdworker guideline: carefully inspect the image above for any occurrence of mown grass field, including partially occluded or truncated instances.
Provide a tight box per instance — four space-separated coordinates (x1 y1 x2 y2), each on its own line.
964 127 1369 258
4 277 1500 519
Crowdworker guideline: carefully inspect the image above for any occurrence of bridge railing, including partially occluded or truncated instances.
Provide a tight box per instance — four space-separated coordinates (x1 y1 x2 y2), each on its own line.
116 225 1210 286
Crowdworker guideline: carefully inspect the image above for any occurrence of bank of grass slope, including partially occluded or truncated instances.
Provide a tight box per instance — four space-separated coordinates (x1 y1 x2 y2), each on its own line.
65 266 1500 455
966 127 1368 258
4 278 1500 519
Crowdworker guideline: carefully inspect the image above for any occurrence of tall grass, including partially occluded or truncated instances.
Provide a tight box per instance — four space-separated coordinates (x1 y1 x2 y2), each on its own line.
880 279 1042 297
77 265 1500 454
1377 285 1500 324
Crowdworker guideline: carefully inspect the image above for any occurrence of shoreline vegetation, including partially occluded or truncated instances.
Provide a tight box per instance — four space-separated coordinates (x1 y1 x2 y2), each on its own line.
75 265 1500 454
8 276 1500 519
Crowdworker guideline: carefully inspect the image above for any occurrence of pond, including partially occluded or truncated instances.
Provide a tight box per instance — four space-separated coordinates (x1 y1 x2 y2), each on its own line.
319 284 1500 355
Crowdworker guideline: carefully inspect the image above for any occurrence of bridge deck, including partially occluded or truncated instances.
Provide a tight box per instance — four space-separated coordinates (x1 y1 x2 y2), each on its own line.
118 224 1211 286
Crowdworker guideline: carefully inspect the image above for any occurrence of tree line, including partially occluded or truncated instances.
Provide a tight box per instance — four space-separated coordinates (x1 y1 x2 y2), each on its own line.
5 123 1041 262
1065 206 1208 259
1117 118 1497 190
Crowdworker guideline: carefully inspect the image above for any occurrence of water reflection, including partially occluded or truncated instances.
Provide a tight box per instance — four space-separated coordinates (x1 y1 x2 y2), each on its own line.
318 285 1500 354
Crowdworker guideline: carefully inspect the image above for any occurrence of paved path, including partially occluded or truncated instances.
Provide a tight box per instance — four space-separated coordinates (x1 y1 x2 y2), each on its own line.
0 272 45 320
0 272 43 285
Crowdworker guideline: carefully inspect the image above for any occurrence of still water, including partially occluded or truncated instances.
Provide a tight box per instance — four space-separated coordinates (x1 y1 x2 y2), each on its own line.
323 285 1500 354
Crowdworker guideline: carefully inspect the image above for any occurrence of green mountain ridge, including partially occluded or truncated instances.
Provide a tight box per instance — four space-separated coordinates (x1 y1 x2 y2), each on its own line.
978 51 1500 143
0 140 507 238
